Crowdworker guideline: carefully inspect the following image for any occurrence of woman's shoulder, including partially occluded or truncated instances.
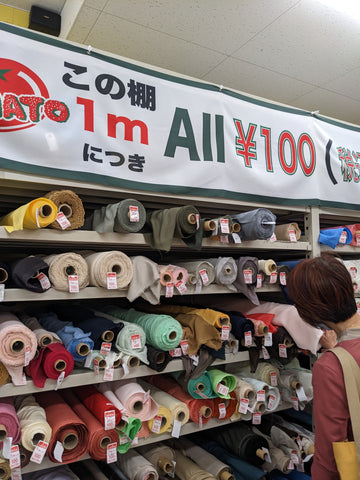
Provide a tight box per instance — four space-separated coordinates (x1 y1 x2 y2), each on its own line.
314 338 360 373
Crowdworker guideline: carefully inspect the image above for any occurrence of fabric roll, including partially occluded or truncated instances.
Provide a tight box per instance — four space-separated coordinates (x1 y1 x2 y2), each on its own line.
177 437 234 480
117 417 142 454
274 223 301 241
15 394 52 451
0 261 10 286
270 425 302 465
175 449 217 480
126 256 161 305
117 448 159 480
27 342 74 388
212 391 238 421
83 250 133 290
0 397 21 447
176 260 216 287
318 226 353 248
137 443 176 477
233 256 260 305
266 387 281 412
0 197 58 233
208 369 236 399
344 223 360 246
0 311 37 384
23 466 81 479
258 259 277 277
278 370 302 392
110 307 183 351
267 327 298 365
176 313 222 355
227 311 255 350
20 314 58 347
228 362 280 387
137 421 151 440
207 257 237 291
172 370 216 399
0 459 11 480
43 252 89 291
252 427 292 474
158 264 175 285
276 265 291 285
10 256 50 292
74 385 122 427
143 205 200 252
147 405 172 434
232 208 276 241
19 444 32 469
189 437 266 480
146 344 172 372
34 390 88 464
60 389 119 461
111 379 159 421
231 375 258 405
96 308 149 365
36 312 94 362
69 459 109 480
91 198 146 233
284 359 313 402
146 375 214 425
0 362 9 385
138 378 190 427
45 190 85 230
97 462 130 480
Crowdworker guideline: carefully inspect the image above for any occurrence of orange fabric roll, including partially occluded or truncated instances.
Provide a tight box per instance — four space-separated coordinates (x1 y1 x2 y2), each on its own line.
213 391 238 420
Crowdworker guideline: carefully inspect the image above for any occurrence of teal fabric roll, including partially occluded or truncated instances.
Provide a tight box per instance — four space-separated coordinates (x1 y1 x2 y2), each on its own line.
106 307 183 351
172 371 217 399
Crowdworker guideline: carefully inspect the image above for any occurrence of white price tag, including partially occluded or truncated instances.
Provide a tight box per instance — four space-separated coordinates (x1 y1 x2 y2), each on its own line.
151 415 163 434
232 233 241 243
130 334 142 349
296 386 308 402
268 394 276 410
169 347 182 357
24 345 31 367
37 272 51 290
195 214 200 229
252 412 262 424
11 467 22 480
262 346 270 359
129 205 139 222
175 280 187 295
217 383 229 397
218 402 226 419
243 269 252 284
291 396 299 411
339 231 347 244
56 211 71 230
106 442 118 463
219 235 229 244
143 390 150 404
220 218 230 233
269 233 277 242
55 371 65 391
180 340 189 355
245 330 252 346
106 272 118 289
221 325 230 341
356 235 360 247
199 269 209 285
122 361 130 376
165 282 174 298
3 437 12 459
189 354 199 366
171 419 182 438
68 275 79 293
278 343 288 358
0 284 4 302
289 229 297 242
198 413 203 429
257 390 266 402
350 266 357 278
256 274 262 288
291 450 299 464
53 441 64 463
100 342 111 356
270 272 277 283
270 371 278 386
279 271 287 285
131 436 138 445
104 410 116 430
103 366 114 381
30 440 48 464
238 398 249 414
93 358 100 375
264 332 273 346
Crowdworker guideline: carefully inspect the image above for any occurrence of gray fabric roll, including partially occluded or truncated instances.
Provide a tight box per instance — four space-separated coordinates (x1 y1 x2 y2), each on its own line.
117 448 159 480
176 260 216 287
91 199 146 233
233 256 260 305
206 257 237 291
126 256 161 304
232 208 276 241
137 443 176 478
174 449 217 480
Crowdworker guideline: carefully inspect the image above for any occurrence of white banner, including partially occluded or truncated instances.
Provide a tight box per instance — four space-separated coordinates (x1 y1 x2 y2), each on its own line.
0 22 360 209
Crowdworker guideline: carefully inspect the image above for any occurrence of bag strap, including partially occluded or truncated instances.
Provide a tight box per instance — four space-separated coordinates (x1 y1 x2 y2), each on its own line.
329 346 360 469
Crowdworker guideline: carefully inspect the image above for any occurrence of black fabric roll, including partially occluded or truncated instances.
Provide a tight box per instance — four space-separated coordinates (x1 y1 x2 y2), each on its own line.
215 422 269 467
227 311 255 350
204 342 226 360
0 261 10 286
267 327 298 365
146 344 172 372
232 208 276 241
11 256 50 292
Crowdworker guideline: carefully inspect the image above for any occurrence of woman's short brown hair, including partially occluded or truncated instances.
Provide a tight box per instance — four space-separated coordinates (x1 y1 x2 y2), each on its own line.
287 252 357 326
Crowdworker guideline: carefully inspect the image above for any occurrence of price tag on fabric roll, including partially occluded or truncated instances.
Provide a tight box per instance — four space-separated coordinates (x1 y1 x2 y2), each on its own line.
129 205 139 222
84 351 93 368
269 233 277 242
219 235 229 244
268 394 276 410
350 266 357 278
217 383 229 396
252 412 261 424
339 231 347 244
288 460 295 470
3 437 12 459
220 218 230 233
243 269 252 284
195 213 200 229
56 211 71 230
199 269 209 285
122 362 130 376
270 272 277 284
264 332 273 346
278 343 287 358
151 415 163 433
172 419 182 438
198 414 203 429
239 398 249 414
130 334 142 349
279 271 287 285
106 272 118 289
262 346 270 359
296 386 307 402
106 442 118 464
68 275 79 293
100 342 111 356
256 274 262 288
104 410 116 430
55 371 65 391
0 284 4 302
194 389 208 399
175 280 187 295
232 233 241 243
221 325 230 341
218 403 226 419
24 345 31 367
54 440 64 462
190 354 199 366
257 390 266 402
11 468 22 480
93 358 100 375
143 390 150 404
291 450 299 464
30 440 48 464
119 436 128 445
270 371 278 386
291 396 299 411
131 436 138 445
165 282 174 298
289 229 297 242
262 447 271 464
180 340 189 355
296 461 305 472
245 331 252 346
103 366 114 381
37 272 51 290
169 347 182 357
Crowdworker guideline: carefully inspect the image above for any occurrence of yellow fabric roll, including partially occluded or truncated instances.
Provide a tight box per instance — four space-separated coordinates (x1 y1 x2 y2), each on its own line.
0 458 11 480
0 197 58 233
147 405 173 434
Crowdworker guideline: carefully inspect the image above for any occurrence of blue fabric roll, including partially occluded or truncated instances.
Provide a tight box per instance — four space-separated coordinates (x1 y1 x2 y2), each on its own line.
269 469 311 479
278 260 304 271
319 226 353 249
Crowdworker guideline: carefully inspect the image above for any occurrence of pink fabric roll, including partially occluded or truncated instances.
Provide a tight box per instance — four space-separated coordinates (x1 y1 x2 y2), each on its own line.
96 383 125 411
158 265 175 286
0 312 37 385
112 380 159 421
170 265 189 285
0 397 21 447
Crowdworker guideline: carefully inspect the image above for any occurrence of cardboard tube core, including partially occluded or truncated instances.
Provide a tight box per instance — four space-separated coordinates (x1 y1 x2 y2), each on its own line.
113 358 122 368
76 343 90 356
204 220 216 231
0 425 7 441
54 359 66 372
285 339 294 348
246 389 255 401
128 356 140 368
98 358 107 369
40 335 52 347
220 471 234 480
147 475 155 480
256 448 266 460
169 330 177 340
196 382 205 391
258 324 269 335
63 433 78 450
158 457 173 474
257 402 266 414
100 436 111 449
163 274 172 283
232 222 241 233
156 352 166 364
11 339 24 353
32 432 45 445
59 204 72 218
39 204 53 218
65 266 75 275
0 467 6 477
101 330 114 342
227 338 236 348
112 264 121 274
187 214 196 224
177 411 185 422
291 381 301 390
218 316 229 326
200 406 212 418
0 268 8 284
133 401 143 413
225 266 232 274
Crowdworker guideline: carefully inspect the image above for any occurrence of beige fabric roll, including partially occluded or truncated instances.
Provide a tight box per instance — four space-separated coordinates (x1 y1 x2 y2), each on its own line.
258 259 277 276
45 189 85 230
117 448 159 480
15 395 52 451
175 449 217 480
137 443 176 476
83 250 133 290
274 222 301 241
43 252 89 291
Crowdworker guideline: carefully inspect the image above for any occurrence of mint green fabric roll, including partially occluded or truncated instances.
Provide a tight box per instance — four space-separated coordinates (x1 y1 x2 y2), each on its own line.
117 416 142 454
208 369 237 399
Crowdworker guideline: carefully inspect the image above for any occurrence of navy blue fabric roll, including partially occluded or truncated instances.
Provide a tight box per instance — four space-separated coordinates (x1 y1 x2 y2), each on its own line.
269 469 311 479
278 260 304 271
319 226 353 249
227 311 255 350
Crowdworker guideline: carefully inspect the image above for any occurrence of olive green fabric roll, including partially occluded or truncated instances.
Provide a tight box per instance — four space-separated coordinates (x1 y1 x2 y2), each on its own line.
91 198 147 233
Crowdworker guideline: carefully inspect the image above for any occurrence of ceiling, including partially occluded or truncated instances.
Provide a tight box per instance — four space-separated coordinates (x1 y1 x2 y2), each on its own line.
2 0 360 126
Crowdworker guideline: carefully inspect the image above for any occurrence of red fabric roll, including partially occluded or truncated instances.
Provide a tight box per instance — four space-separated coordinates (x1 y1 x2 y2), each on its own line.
213 391 238 420
74 385 122 427
35 390 88 464
28 343 74 388
146 375 214 425
60 389 118 461
246 313 278 334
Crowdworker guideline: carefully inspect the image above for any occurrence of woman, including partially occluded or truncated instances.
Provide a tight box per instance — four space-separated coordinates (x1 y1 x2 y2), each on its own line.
287 252 360 480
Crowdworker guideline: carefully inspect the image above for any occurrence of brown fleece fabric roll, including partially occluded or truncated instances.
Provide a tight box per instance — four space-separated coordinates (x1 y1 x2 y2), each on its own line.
45 189 85 230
